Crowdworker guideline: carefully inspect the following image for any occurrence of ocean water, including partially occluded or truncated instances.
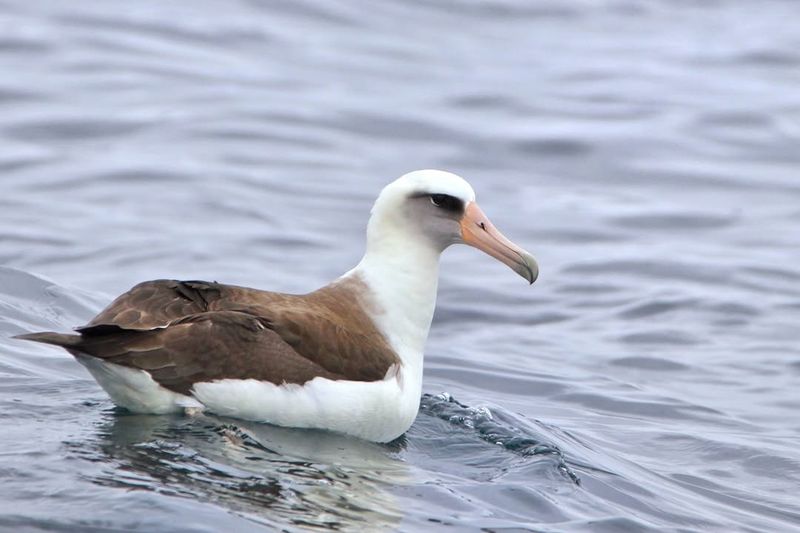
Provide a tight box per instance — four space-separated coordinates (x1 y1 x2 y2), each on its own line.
1 0 800 531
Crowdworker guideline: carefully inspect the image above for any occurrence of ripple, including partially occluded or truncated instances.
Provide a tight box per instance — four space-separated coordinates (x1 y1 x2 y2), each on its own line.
743 265 800 282
0 37 49 54
707 301 760 317
6 118 150 141
554 282 627 294
610 356 689 371
609 212 736 231
555 393 719 420
58 14 270 48
734 49 800 66
695 111 775 129
447 93 529 113
563 259 726 285
511 137 593 157
617 298 698 319
618 330 701 346
0 87 44 103
434 304 573 326
425 367 567 397
538 228 627 243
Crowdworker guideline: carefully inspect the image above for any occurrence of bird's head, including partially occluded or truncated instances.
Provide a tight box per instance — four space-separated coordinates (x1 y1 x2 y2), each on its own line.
368 169 538 284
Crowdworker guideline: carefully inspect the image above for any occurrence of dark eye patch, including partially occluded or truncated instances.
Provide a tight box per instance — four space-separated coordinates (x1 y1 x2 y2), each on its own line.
429 194 463 212
408 191 465 214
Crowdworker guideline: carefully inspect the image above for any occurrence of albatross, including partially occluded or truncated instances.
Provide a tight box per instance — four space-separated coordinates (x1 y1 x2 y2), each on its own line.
15 170 538 443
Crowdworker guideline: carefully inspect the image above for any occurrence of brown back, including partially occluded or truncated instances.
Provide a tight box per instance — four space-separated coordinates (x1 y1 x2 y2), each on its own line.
68 277 399 393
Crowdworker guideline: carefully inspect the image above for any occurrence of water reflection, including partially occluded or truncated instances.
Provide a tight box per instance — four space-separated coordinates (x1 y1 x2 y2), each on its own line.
76 410 408 531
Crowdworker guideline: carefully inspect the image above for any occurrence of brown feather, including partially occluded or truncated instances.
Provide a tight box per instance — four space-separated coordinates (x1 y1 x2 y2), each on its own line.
17 276 399 393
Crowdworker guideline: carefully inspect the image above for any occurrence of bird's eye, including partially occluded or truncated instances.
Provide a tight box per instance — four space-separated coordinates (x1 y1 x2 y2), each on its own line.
430 194 447 207
424 193 463 212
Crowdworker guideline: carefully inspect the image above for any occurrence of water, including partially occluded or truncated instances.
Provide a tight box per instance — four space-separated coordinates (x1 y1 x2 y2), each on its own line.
1 0 799 530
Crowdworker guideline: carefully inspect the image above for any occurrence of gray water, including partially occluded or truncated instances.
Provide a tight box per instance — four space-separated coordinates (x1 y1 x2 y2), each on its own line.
1 0 799 531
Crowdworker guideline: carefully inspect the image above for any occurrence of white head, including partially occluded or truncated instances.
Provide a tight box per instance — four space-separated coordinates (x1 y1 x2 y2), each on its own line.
365 169 538 283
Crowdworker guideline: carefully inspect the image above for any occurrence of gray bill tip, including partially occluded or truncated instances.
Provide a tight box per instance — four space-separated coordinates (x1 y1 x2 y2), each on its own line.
516 252 539 285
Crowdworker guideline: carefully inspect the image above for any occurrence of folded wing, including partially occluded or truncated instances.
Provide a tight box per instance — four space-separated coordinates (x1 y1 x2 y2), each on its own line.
16 277 399 391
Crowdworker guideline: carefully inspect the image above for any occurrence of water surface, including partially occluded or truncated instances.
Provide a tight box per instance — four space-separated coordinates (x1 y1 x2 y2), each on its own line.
2 1 800 531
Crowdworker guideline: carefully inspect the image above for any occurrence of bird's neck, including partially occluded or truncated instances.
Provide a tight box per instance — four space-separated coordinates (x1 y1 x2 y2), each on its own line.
346 228 441 361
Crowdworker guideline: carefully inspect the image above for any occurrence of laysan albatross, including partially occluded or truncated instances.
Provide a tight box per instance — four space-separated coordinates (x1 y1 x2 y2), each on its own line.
15 170 538 443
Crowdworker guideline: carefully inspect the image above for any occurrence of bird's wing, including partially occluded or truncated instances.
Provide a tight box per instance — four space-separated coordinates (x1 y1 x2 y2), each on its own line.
82 279 253 330
69 278 398 384
71 311 343 394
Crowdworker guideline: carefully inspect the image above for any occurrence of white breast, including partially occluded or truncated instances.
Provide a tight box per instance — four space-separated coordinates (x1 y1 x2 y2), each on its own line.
192 363 421 443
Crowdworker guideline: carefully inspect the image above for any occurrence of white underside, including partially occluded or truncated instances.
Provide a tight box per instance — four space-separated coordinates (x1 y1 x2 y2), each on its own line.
76 356 203 413
76 356 421 443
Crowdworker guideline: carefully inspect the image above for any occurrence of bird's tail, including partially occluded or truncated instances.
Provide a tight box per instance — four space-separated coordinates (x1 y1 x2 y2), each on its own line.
13 331 82 348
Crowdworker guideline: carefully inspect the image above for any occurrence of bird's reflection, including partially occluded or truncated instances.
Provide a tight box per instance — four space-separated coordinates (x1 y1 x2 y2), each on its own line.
78 409 409 531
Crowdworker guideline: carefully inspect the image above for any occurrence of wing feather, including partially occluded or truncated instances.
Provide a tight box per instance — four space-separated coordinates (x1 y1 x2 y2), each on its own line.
24 276 400 388
73 311 342 394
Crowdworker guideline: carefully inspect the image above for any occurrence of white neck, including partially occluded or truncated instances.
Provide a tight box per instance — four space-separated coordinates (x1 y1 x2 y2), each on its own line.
344 220 442 366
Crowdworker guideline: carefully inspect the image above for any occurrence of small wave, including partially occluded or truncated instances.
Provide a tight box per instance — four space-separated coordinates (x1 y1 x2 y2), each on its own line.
419 392 580 485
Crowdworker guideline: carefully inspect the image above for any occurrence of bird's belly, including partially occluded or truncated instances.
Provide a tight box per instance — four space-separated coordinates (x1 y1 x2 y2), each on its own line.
76 356 420 443
76 355 200 414
191 371 420 443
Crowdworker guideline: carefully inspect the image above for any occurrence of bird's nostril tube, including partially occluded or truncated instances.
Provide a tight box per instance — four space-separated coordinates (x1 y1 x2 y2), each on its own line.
479 222 486 230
